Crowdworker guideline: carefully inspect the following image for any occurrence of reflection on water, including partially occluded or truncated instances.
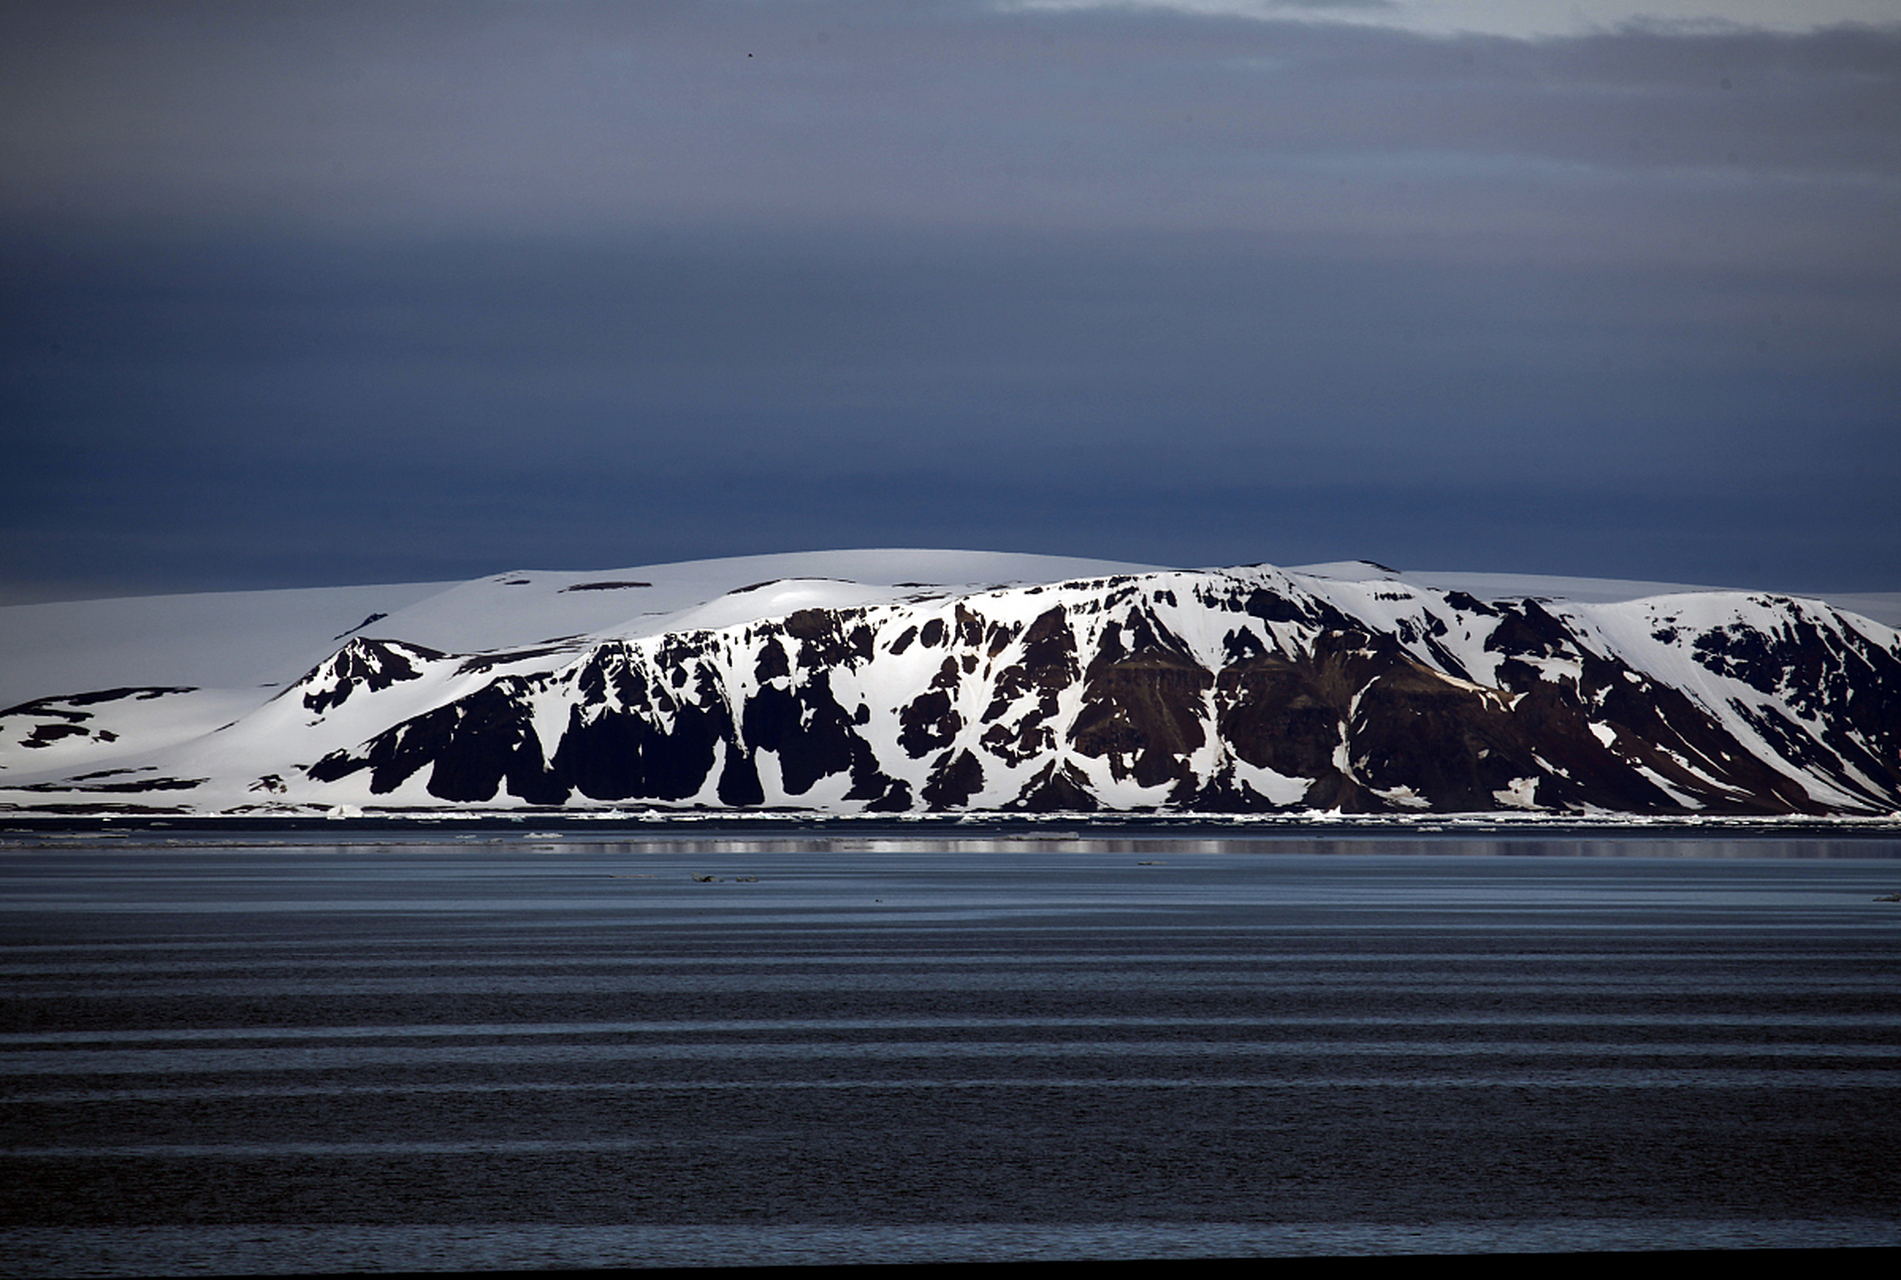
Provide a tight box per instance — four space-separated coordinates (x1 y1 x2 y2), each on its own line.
3 832 1899 1273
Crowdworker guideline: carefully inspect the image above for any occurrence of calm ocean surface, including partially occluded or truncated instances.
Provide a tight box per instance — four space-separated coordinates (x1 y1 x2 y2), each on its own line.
2 829 1898 1272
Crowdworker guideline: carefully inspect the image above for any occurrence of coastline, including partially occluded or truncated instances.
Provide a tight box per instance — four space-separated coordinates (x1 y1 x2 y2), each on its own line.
5 809 1900 843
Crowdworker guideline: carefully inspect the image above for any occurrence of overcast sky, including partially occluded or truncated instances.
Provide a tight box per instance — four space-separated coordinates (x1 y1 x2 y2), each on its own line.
2 0 1896 602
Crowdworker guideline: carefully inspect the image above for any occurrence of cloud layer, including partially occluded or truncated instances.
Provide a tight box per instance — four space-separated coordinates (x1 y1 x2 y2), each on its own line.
2 2 1896 599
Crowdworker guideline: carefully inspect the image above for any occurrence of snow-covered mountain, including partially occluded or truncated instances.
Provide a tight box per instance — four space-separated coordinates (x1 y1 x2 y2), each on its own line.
3 551 1897 818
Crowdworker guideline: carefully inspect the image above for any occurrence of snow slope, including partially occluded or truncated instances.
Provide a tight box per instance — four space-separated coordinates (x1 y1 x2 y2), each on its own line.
0 551 1155 712
2 551 1894 818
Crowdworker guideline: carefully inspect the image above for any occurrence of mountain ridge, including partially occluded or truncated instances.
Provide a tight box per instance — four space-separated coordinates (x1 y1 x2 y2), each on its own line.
3 553 1895 818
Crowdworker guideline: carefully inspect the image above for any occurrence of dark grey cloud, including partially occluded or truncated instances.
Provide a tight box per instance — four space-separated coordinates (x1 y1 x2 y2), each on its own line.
1 2 1896 599
7 3 1895 244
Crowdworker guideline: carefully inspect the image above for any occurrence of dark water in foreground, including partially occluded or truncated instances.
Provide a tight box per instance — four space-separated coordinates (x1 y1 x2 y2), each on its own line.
2 831 1899 1272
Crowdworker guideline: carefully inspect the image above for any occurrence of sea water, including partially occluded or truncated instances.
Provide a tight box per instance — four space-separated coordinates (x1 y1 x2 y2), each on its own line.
3 830 1898 1273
